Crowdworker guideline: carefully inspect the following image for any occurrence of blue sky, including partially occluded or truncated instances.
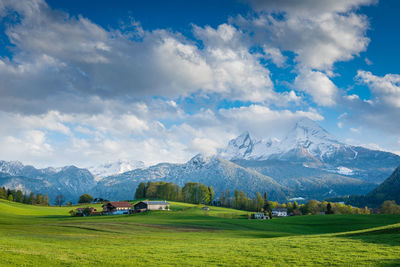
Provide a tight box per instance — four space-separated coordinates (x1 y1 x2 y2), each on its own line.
0 0 399 167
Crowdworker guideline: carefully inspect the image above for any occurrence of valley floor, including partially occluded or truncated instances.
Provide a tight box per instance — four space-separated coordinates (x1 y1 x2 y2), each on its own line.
0 200 400 266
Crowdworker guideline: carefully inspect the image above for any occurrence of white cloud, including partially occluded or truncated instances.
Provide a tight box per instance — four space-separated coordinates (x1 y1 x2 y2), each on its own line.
263 46 287 67
365 58 373 65
193 24 276 102
238 0 374 71
294 69 338 106
217 104 323 139
0 2 282 116
356 70 400 108
350 127 361 133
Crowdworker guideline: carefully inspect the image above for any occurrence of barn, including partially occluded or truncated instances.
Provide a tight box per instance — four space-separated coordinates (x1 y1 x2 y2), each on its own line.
133 201 170 212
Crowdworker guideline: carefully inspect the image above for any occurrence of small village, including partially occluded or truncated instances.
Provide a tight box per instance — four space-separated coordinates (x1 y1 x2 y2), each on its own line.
70 200 288 219
70 200 171 217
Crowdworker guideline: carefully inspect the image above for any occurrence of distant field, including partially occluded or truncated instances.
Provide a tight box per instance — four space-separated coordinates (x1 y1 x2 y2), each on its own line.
1 199 400 266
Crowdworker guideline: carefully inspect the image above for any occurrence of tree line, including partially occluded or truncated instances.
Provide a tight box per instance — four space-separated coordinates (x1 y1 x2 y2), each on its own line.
135 182 215 205
133 181 377 215
134 182 273 213
218 190 272 213
0 187 49 206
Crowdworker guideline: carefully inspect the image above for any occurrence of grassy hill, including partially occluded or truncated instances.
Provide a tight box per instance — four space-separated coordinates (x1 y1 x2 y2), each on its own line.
1 199 400 266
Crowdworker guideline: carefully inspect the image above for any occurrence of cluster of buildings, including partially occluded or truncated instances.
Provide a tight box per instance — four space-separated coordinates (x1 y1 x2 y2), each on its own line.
253 208 288 220
72 200 288 220
72 200 170 216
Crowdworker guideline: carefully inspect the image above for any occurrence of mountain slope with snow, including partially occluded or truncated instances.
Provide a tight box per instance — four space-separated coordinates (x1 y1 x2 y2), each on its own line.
0 161 96 202
94 154 287 201
88 160 145 180
218 119 400 199
1 119 399 203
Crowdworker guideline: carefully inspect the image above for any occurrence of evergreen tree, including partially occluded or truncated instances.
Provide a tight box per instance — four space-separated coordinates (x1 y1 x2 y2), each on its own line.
0 187 6 199
256 192 264 212
200 184 210 204
134 182 147 199
263 192 271 214
7 194 13 202
15 190 24 203
234 190 239 209
43 194 49 206
23 193 30 204
238 191 247 210
208 186 215 205
55 194 66 206
36 194 44 205
29 192 35 204
326 203 333 214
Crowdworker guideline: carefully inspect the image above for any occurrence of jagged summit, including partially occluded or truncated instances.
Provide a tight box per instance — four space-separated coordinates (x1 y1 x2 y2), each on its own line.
220 118 347 162
285 118 340 146
89 159 145 179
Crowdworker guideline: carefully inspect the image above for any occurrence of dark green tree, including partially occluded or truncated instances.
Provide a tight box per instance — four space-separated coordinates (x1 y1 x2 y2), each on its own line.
208 186 215 205
15 190 24 203
326 203 333 214
263 192 271 213
55 194 66 206
0 187 6 199
134 182 147 199
234 190 239 209
36 194 44 205
256 192 264 212
78 194 93 204
29 192 35 204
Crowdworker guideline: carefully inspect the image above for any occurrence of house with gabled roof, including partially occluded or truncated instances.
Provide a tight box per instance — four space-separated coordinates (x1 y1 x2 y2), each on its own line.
102 201 133 215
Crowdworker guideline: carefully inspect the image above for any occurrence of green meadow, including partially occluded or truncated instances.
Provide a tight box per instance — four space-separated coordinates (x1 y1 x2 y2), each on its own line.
1 199 400 266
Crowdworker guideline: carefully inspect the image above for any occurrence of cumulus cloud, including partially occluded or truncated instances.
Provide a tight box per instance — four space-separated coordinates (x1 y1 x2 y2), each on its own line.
1 0 397 167
356 70 400 108
193 24 276 102
339 71 400 143
262 46 287 67
233 0 375 107
294 69 338 106
238 0 375 71
0 0 282 116
217 104 323 139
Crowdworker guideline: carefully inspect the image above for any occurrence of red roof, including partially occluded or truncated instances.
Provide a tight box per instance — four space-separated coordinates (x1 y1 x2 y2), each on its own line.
105 201 133 208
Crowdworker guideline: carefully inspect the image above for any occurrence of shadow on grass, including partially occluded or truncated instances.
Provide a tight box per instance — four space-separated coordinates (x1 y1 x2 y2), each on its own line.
338 226 400 246
376 258 400 266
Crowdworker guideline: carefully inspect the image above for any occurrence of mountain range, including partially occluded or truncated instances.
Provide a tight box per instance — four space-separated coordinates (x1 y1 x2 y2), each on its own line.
1 118 399 203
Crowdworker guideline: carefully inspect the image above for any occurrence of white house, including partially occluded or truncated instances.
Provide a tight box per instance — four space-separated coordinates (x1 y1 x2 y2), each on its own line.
254 212 269 220
271 208 288 217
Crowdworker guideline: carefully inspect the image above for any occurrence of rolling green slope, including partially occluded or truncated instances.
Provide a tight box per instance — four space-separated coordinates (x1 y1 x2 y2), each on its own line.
1 199 400 266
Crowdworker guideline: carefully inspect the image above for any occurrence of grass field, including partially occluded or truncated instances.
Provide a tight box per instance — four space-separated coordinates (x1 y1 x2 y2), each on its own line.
1 199 400 266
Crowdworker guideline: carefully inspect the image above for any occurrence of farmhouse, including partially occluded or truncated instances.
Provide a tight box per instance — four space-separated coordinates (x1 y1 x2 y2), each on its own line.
70 207 97 217
102 201 133 215
254 212 269 220
133 201 170 212
272 208 288 217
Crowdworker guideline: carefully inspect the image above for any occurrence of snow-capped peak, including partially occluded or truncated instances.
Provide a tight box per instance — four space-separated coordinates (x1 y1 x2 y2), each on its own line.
284 118 340 146
0 160 25 175
219 118 348 162
219 131 255 160
89 159 145 179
